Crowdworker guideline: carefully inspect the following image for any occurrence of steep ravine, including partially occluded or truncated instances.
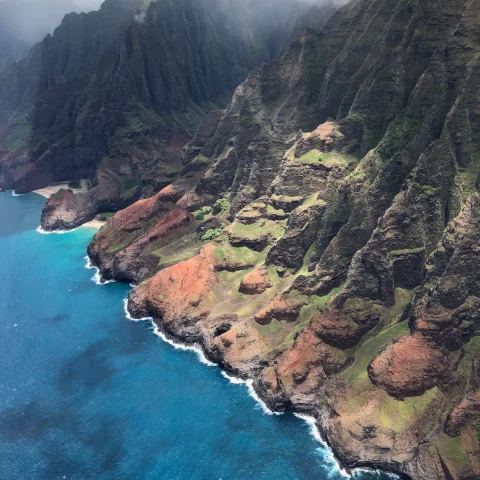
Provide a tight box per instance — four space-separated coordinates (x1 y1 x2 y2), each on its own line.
52 0 480 478
0 0 338 228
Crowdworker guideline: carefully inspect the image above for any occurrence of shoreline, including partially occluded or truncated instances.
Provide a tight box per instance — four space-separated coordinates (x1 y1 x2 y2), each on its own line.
35 219 106 233
83 251 404 480
82 219 107 229
32 184 76 198
121 302 403 480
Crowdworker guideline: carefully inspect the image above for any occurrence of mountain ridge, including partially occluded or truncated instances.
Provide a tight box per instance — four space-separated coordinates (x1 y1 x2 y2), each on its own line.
84 0 480 478
0 0 337 219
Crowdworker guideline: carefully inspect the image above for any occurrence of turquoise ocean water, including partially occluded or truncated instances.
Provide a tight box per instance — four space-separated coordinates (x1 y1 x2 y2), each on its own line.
0 191 392 480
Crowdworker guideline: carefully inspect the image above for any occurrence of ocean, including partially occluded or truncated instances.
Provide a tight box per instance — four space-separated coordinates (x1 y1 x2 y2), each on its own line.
0 191 392 480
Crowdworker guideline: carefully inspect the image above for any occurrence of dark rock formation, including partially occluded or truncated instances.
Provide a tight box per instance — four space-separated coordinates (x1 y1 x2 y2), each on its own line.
0 0 338 230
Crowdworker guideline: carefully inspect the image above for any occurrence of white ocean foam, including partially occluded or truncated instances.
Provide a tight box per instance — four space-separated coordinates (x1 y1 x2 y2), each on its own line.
352 469 399 479
122 298 216 367
152 323 216 367
358 470 400 479
294 413 351 478
221 371 281 416
84 255 115 285
11 190 24 197
294 414 400 479
36 225 79 235
122 297 153 322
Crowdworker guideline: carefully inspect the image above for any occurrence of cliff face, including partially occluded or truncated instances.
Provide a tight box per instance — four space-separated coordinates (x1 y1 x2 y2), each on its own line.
0 0 337 229
88 0 480 478
0 0 147 197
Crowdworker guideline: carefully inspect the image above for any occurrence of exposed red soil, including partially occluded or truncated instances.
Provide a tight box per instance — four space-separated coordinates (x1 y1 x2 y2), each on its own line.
129 243 218 324
239 266 272 294
368 334 447 397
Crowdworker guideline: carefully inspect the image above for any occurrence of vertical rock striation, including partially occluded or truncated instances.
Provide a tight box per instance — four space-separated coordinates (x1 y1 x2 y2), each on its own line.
89 0 480 478
0 0 338 229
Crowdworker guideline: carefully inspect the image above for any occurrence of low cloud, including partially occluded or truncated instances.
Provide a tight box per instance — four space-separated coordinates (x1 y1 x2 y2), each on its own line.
0 0 104 46
0 0 353 50
134 11 147 24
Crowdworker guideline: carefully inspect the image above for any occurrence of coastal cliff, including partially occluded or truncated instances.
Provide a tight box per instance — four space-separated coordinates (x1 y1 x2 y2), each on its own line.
0 0 337 229
1 0 478 477
86 0 480 478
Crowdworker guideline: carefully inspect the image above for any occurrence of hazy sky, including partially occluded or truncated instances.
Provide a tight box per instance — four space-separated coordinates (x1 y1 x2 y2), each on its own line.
0 0 104 45
0 0 351 49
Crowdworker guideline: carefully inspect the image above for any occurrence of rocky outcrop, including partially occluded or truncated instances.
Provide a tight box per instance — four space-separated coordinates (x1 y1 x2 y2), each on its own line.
239 266 273 295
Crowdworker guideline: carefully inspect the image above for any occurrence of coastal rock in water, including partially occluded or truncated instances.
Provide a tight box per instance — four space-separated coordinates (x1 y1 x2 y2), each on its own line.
40 189 93 231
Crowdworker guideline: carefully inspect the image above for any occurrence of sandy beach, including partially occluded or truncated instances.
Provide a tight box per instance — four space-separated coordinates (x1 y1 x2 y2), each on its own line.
33 184 73 198
83 219 106 229
32 183 106 230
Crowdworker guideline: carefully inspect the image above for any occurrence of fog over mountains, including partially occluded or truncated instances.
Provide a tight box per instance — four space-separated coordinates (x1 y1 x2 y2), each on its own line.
0 0 103 45
0 0 350 45
0 0 104 71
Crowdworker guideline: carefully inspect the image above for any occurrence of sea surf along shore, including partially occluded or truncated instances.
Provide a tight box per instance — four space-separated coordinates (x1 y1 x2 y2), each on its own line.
0 190 394 480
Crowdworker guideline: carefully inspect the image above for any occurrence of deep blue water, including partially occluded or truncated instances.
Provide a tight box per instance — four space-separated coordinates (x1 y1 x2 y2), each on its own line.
0 191 392 480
